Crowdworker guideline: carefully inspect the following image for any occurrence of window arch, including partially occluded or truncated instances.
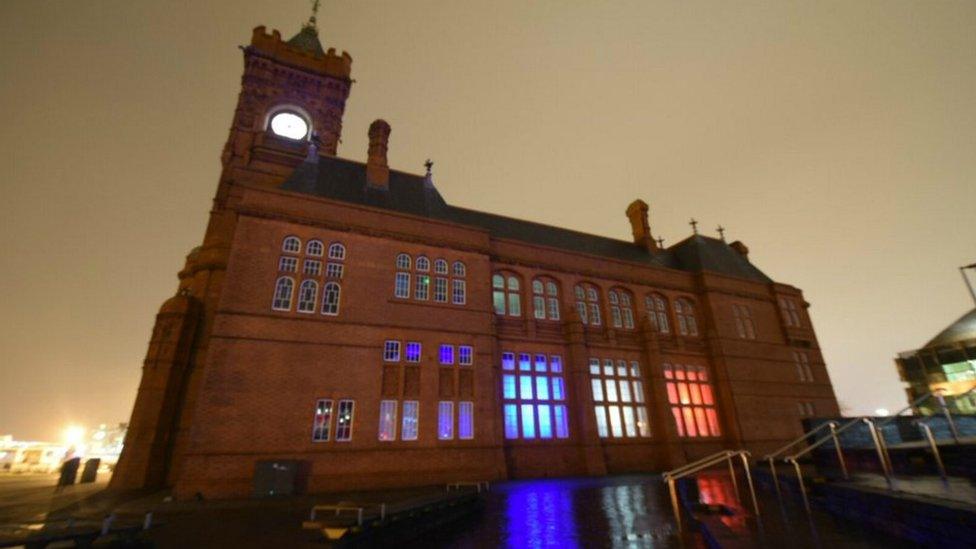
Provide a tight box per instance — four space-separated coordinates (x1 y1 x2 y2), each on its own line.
493 273 522 316
306 240 324 257
272 277 295 311
532 278 560 321
434 259 448 274
396 254 411 270
608 288 635 329
675 298 699 336
394 254 411 299
574 284 602 326
416 256 430 272
321 282 341 315
282 236 301 254
328 243 346 260
645 293 670 333
297 280 318 313
452 261 466 277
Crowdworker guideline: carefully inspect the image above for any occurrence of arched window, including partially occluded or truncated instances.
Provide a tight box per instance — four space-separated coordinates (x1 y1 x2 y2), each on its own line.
675 298 699 336
272 277 294 311
396 254 411 270
493 273 522 316
282 236 301 254
306 240 324 257
575 284 602 326
297 280 318 313
328 243 346 260
434 259 448 274
452 261 466 277
452 261 466 305
532 279 560 321
416 256 430 272
609 289 635 329
321 282 341 315
645 294 671 334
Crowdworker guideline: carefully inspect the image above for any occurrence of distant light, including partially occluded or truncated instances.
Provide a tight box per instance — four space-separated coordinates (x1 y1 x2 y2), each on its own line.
62 425 86 446
874 408 890 417
270 112 308 140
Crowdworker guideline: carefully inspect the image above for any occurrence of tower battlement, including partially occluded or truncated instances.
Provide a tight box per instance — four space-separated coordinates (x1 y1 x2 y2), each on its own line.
249 25 352 80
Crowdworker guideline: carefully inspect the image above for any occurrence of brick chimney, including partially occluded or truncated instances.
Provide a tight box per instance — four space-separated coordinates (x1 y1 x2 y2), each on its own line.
366 119 391 189
730 240 749 258
625 199 658 252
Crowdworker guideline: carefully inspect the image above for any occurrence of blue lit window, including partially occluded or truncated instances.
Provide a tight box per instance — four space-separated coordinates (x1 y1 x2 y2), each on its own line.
501 351 569 440
439 344 454 365
459 346 473 365
458 402 474 439
405 342 421 363
438 401 454 440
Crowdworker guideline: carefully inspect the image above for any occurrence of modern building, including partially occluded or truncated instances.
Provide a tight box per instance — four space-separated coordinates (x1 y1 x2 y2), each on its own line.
110 14 839 499
896 307 976 414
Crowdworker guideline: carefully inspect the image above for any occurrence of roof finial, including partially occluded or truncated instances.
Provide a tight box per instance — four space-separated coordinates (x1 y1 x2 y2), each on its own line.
717 225 726 242
689 218 699 235
656 237 665 248
424 158 434 176
307 0 321 28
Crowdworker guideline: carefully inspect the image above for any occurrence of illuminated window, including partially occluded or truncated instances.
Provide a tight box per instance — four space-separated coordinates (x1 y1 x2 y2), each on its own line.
532 278 560 321
733 304 756 339
396 253 411 270
282 236 301 254
335 400 355 441
321 282 340 315
453 261 466 277
304 260 322 276
401 401 419 441
306 240 324 257
327 243 346 260
459 401 474 439
414 274 430 300
493 273 522 316
779 297 802 327
405 342 422 363
272 277 294 311
575 284 602 326
665 364 720 437
589 358 650 438
279 256 298 272
269 111 308 140
439 344 454 365
609 289 635 329
325 263 343 278
434 259 448 274
452 279 466 305
395 272 410 298
794 351 813 382
416 256 430 272
378 400 397 441
645 294 670 333
383 340 401 362
438 401 454 440
501 352 568 440
312 399 333 441
459 346 473 365
297 280 318 313
675 298 699 336
434 277 448 302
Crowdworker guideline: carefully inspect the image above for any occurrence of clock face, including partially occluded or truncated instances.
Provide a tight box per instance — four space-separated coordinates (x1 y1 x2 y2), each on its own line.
269 112 308 140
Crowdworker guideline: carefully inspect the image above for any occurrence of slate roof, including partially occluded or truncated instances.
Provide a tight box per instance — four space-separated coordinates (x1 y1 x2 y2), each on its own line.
280 154 772 282
923 308 976 349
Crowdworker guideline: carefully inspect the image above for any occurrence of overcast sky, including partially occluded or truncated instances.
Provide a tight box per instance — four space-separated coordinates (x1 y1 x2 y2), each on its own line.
1 1 974 441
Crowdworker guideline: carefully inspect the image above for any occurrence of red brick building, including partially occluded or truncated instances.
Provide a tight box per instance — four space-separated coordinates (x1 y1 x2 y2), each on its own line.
111 18 839 499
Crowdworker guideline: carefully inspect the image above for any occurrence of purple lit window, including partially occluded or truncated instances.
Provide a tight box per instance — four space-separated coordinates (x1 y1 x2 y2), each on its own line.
405 342 421 363
439 344 454 365
502 352 515 370
458 402 474 439
438 401 454 440
459 346 473 365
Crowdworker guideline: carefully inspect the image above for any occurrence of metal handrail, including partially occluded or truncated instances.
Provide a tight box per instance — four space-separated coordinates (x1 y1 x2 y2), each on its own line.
662 450 760 535
762 421 836 462
762 421 844 500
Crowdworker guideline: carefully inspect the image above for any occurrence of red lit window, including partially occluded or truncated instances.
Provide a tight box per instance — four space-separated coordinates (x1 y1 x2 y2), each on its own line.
664 363 721 437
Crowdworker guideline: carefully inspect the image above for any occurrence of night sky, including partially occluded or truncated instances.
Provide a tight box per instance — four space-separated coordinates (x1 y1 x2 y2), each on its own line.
2 1 974 441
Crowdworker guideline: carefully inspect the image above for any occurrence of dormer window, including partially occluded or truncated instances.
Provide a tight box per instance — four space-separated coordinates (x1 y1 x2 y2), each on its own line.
269 111 309 140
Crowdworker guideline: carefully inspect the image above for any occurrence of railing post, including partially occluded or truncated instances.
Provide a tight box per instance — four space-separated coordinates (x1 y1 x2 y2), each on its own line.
767 457 782 500
789 458 812 517
727 456 741 502
863 418 892 484
935 393 960 442
667 477 682 535
916 421 948 480
829 422 848 479
738 452 761 520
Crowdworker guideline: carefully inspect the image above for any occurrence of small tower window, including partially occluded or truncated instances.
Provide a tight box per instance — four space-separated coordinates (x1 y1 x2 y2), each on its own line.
269 111 309 140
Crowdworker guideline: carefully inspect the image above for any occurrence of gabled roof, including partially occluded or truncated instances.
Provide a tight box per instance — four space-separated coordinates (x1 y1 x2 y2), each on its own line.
280 155 774 281
923 308 976 349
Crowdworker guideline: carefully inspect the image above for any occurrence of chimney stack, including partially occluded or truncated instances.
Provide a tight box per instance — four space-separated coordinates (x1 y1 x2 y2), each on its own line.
625 199 658 252
730 240 749 258
366 119 391 189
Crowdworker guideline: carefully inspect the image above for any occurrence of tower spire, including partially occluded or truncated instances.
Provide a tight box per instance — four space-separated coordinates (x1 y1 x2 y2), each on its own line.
307 0 321 29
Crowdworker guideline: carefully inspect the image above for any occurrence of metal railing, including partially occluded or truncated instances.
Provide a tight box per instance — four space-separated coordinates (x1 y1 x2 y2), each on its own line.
761 420 844 500
661 450 760 534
